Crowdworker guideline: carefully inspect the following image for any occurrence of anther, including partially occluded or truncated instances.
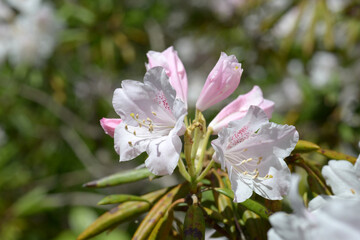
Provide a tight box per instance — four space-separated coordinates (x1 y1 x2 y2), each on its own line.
257 157 263 164
128 141 133 147
125 124 128 130
253 169 259 179
240 158 253 165
351 188 356 194
136 114 139 119
130 113 135 118
152 111 157 116
133 131 136 136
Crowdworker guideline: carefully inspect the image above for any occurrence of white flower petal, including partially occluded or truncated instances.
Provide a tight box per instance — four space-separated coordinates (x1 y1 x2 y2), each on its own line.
308 195 333 211
311 198 360 240
235 122 298 159
354 155 360 177
229 166 254 202
211 138 227 170
143 66 177 111
322 160 360 197
269 175 360 240
268 212 310 240
253 161 291 200
114 122 150 161
287 174 306 215
111 67 187 175
226 105 269 142
145 134 182 175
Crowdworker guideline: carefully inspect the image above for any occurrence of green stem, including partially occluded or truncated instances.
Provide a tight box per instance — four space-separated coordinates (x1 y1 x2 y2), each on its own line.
316 148 357 164
178 158 191 182
197 160 215 182
298 161 332 195
184 115 189 128
191 109 202 161
196 127 213 175
184 130 196 179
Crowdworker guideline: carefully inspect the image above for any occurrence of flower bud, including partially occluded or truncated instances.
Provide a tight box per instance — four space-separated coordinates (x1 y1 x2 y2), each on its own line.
146 46 188 106
100 118 122 138
209 86 274 134
196 52 243 111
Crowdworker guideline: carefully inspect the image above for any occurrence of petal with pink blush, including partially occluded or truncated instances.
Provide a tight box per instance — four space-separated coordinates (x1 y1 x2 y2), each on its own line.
211 106 298 202
196 52 243 111
146 46 188 106
100 118 122 138
209 86 274 134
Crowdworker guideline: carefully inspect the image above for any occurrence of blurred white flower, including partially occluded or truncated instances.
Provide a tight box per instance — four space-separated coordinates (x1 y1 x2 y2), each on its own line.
322 155 360 199
209 0 244 20
309 51 338 89
7 0 42 13
327 0 349 13
272 7 300 38
268 175 360 240
0 0 13 20
0 25 10 63
338 60 360 127
0 0 62 66
268 77 303 112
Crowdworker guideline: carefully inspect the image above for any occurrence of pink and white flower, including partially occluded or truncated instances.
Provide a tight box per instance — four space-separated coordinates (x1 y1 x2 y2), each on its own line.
209 85 274 134
146 46 188 107
211 106 298 202
112 67 187 175
196 52 243 111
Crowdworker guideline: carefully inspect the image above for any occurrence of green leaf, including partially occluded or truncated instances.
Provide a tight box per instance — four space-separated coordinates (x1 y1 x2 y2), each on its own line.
214 188 271 220
317 148 357 164
211 173 233 221
183 205 205 240
242 210 270 240
214 188 234 199
202 207 224 222
13 187 59 217
148 210 174 240
77 188 168 240
293 140 320 153
83 168 155 188
97 194 150 205
133 183 189 240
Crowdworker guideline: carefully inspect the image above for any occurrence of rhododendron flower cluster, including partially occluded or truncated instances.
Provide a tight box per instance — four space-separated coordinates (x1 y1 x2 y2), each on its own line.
101 46 298 202
81 46 360 240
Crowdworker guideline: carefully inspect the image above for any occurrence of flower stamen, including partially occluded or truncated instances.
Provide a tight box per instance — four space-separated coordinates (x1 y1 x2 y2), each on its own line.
128 112 174 135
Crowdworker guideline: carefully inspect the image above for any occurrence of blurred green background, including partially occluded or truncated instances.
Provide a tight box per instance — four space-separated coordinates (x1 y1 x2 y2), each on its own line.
0 0 359 239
